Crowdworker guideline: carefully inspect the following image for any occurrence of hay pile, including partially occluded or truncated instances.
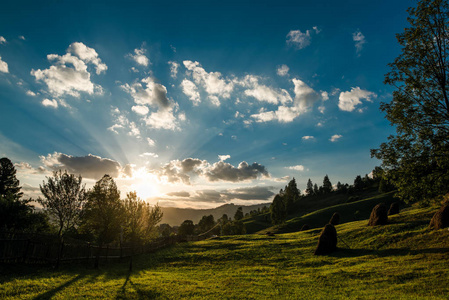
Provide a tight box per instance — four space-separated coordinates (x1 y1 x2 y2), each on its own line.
429 204 449 230
329 212 340 225
388 202 400 215
314 224 337 255
368 203 388 226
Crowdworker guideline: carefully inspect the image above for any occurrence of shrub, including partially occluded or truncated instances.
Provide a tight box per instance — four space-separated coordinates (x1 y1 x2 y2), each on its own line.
314 224 337 255
368 203 388 226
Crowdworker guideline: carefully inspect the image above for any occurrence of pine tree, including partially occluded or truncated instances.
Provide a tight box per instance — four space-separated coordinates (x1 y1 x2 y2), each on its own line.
270 194 286 225
322 175 333 194
0 157 23 200
306 178 314 196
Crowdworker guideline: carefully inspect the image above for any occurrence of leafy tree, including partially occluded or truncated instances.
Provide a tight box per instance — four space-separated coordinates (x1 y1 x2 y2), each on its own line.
283 178 300 212
82 175 123 247
270 194 286 225
371 0 449 203
0 157 23 200
178 220 195 236
234 206 244 221
322 175 333 194
39 170 87 237
305 178 314 196
354 175 364 191
198 214 215 233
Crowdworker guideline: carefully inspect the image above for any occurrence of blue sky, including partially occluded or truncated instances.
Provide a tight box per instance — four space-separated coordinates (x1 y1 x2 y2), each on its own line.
0 0 410 208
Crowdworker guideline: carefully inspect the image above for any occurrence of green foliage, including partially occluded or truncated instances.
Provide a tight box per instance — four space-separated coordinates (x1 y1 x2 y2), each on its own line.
0 157 23 200
222 220 246 235
81 175 123 246
179 220 195 236
270 194 286 225
233 206 244 221
198 214 215 233
372 0 449 203
39 170 87 236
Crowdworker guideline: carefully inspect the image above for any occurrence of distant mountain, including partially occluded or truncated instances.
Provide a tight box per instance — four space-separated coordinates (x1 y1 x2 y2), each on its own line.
160 203 271 226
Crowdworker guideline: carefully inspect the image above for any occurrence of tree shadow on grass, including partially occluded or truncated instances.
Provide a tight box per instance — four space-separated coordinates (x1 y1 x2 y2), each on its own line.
329 247 449 258
33 274 85 300
116 270 161 299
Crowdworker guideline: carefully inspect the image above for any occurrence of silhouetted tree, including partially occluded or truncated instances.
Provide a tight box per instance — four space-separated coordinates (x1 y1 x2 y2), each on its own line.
198 214 215 233
0 157 23 200
284 178 300 211
179 220 195 236
354 175 364 191
39 170 87 237
322 175 332 194
270 194 286 225
371 0 449 203
234 206 244 221
313 183 319 195
306 178 314 196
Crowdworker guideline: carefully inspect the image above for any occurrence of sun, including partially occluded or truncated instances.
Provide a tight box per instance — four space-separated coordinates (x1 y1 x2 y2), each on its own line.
127 167 161 200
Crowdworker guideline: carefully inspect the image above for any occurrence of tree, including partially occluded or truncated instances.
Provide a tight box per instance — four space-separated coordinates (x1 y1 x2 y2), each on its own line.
0 157 23 200
198 214 215 233
371 0 449 203
305 178 314 196
284 178 300 211
322 175 333 194
270 194 286 225
234 206 244 221
178 220 195 236
354 175 364 191
82 175 123 246
39 170 87 237
313 183 319 195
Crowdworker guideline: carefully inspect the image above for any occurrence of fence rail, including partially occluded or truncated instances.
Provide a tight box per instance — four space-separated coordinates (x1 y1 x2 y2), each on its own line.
0 231 213 266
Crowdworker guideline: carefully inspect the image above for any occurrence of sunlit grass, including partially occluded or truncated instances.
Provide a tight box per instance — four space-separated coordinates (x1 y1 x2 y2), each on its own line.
1 204 448 299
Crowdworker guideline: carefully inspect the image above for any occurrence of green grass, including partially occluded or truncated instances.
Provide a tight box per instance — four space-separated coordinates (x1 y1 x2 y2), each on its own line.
1 204 449 299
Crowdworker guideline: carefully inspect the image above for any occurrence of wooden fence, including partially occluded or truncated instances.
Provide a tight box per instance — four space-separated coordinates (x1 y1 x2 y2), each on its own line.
0 231 212 266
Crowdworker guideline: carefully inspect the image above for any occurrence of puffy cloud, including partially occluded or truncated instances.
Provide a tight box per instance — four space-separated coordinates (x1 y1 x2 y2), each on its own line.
181 79 201 105
144 106 181 130
128 46 149 67
218 155 231 161
139 152 159 158
338 87 376 111
31 42 106 98
0 56 9 73
353 30 366 56
302 135 315 140
277 64 289 76
67 42 107 74
41 98 58 108
287 165 305 171
0 36 6 44
132 105 149 115
239 75 292 105
321 91 329 101
330 134 342 142
40 152 122 179
157 158 207 184
205 161 269 182
147 137 156 147
122 77 170 109
168 61 179 78
14 162 47 175
183 60 234 101
292 78 321 112
251 106 297 123
26 90 36 96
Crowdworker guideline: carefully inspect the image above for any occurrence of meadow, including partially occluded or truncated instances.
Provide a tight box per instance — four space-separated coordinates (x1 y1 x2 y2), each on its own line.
1 203 448 299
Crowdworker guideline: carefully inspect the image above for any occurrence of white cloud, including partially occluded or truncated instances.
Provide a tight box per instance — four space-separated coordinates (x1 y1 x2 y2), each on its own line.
287 30 311 49
132 105 149 115
338 87 376 111
321 91 329 101
128 122 140 137
292 78 321 112
140 152 159 158
26 90 36 96
353 30 366 56
168 61 179 78
183 60 234 101
128 46 149 67
239 75 292 105
31 42 106 98
287 165 305 171
313 26 321 34
330 134 342 142
41 98 58 108
122 77 170 109
277 64 289 76
0 36 6 44
181 79 201 105
218 155 231 161
302 136 315 140
147 137 156 147
0 56 9 73
318 106 325 114
144 106 180 130
208 95 220 106
19 35 25 40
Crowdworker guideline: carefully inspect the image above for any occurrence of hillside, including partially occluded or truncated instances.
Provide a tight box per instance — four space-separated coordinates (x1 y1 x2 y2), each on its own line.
1 203 448 299
160 202 270 226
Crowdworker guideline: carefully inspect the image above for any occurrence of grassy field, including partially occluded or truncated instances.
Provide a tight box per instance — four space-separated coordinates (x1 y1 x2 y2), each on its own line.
1 203 449 299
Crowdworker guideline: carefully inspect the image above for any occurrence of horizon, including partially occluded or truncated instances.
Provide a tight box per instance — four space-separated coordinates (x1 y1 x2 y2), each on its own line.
0 0 411 209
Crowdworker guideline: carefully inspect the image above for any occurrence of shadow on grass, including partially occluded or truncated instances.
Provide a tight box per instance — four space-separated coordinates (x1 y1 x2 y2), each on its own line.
329 247 449 258
116 270 161 299
33 274 85 300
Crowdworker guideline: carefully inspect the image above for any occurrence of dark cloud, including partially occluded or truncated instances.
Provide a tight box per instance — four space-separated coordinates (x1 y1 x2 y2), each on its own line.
222 186 275 201
205 161 269 182
157 158 205 184
188 190 225 203
181 158 204 173
41 152 121 179
166 191 191 198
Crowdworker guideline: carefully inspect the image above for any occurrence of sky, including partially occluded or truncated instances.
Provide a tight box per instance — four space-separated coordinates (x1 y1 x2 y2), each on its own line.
0 0 411 208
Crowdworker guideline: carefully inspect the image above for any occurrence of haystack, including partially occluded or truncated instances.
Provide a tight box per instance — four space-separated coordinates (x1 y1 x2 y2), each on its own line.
368 203 388 226
388 202 400 215
329 212 340 225
314 224 337 255
429 204 449 230
300 224 310 231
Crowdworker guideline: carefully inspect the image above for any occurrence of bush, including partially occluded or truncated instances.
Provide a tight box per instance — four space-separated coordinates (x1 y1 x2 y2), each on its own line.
368 203 388 226
314 224 337 255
